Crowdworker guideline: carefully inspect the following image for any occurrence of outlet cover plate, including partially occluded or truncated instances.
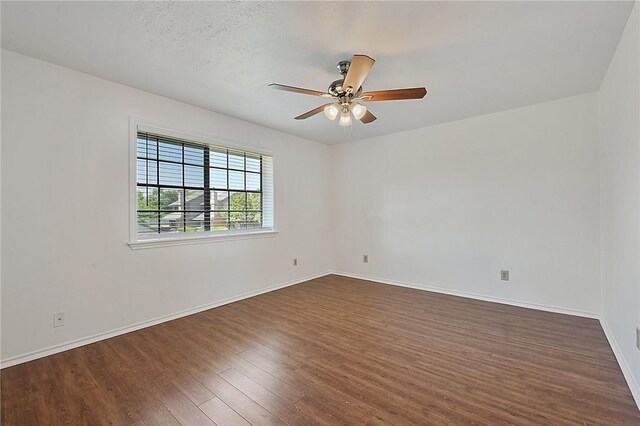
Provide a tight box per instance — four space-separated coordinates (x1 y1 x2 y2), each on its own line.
501 270 509 281
53 312 65 327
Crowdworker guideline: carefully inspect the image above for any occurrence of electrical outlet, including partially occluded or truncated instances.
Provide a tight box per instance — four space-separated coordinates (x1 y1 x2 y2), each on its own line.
293 258 298 266
53 312 65 328
636 327 640 350
363 254 369 263
501 270 509 281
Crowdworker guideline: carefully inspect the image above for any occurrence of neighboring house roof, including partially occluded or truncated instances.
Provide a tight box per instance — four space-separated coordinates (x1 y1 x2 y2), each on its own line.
168 192 202 207
162 191 231 221
191 212 229 221
168 191 229 207
161 212 183 221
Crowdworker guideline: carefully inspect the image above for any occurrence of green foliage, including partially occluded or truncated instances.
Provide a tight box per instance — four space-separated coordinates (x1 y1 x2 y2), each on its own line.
136 188 261 229
136 188 180 223
227 192 261 228
229 192 261 210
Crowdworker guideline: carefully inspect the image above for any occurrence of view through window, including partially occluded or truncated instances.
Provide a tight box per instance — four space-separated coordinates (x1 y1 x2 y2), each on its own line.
136 131 273 240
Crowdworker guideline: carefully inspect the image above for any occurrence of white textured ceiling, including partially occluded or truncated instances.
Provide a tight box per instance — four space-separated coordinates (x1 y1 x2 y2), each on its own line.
1 1 634 144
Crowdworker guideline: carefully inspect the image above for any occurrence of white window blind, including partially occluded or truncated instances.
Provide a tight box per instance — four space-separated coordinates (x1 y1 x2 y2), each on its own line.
135 131 273 241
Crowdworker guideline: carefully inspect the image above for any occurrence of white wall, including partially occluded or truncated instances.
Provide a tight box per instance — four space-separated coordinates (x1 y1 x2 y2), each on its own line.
331 93 601 317
0 50 332 365
598 2 640 402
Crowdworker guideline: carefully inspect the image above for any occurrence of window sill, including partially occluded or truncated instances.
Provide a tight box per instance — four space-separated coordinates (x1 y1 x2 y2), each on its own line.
128 229 278 250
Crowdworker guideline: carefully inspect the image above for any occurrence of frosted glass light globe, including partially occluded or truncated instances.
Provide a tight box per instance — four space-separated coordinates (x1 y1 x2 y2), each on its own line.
338 111 352 127
351 103 367 120
323 103 340 120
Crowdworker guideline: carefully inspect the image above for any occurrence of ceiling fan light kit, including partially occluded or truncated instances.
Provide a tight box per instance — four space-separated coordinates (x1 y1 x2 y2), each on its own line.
339 108 353 127
351 103 367 120
269 54 427 129
323 103 340 120
323 102 367 125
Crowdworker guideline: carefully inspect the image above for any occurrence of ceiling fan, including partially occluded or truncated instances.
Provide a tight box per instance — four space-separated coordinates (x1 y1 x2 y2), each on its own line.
269 54 427 127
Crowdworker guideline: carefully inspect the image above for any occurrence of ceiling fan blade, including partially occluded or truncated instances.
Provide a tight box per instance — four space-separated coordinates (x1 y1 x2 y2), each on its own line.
269 83 331 98
360 87 427 102
343 54 375 94
360 110 377 124
294 104 332 120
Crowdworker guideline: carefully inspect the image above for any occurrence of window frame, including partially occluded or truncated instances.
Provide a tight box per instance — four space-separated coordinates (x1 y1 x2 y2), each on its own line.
128 119 277 250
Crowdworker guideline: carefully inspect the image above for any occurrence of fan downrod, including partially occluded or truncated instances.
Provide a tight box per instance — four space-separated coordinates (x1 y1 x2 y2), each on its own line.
337 60 351 76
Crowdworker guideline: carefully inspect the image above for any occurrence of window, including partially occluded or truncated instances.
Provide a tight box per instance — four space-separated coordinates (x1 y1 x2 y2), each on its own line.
133 129 273 244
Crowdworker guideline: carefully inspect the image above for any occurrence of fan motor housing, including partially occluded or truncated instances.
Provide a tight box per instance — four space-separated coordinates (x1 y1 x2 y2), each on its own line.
328 60 364 98
328 78 362 98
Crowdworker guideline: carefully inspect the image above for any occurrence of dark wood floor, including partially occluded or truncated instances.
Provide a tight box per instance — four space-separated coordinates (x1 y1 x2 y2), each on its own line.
2 275 638 425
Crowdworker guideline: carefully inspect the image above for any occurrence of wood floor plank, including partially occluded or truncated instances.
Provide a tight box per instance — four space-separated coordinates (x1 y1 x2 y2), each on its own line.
104 338 183 426
200 397 251 426
224 355 305 405
218 368 305 424
2 275 638 425
189 364 281 426
156 384 216 426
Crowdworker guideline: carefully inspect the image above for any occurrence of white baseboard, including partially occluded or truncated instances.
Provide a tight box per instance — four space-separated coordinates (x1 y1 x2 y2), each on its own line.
600 319 640 408
0 272 331 369
331 271 600 319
